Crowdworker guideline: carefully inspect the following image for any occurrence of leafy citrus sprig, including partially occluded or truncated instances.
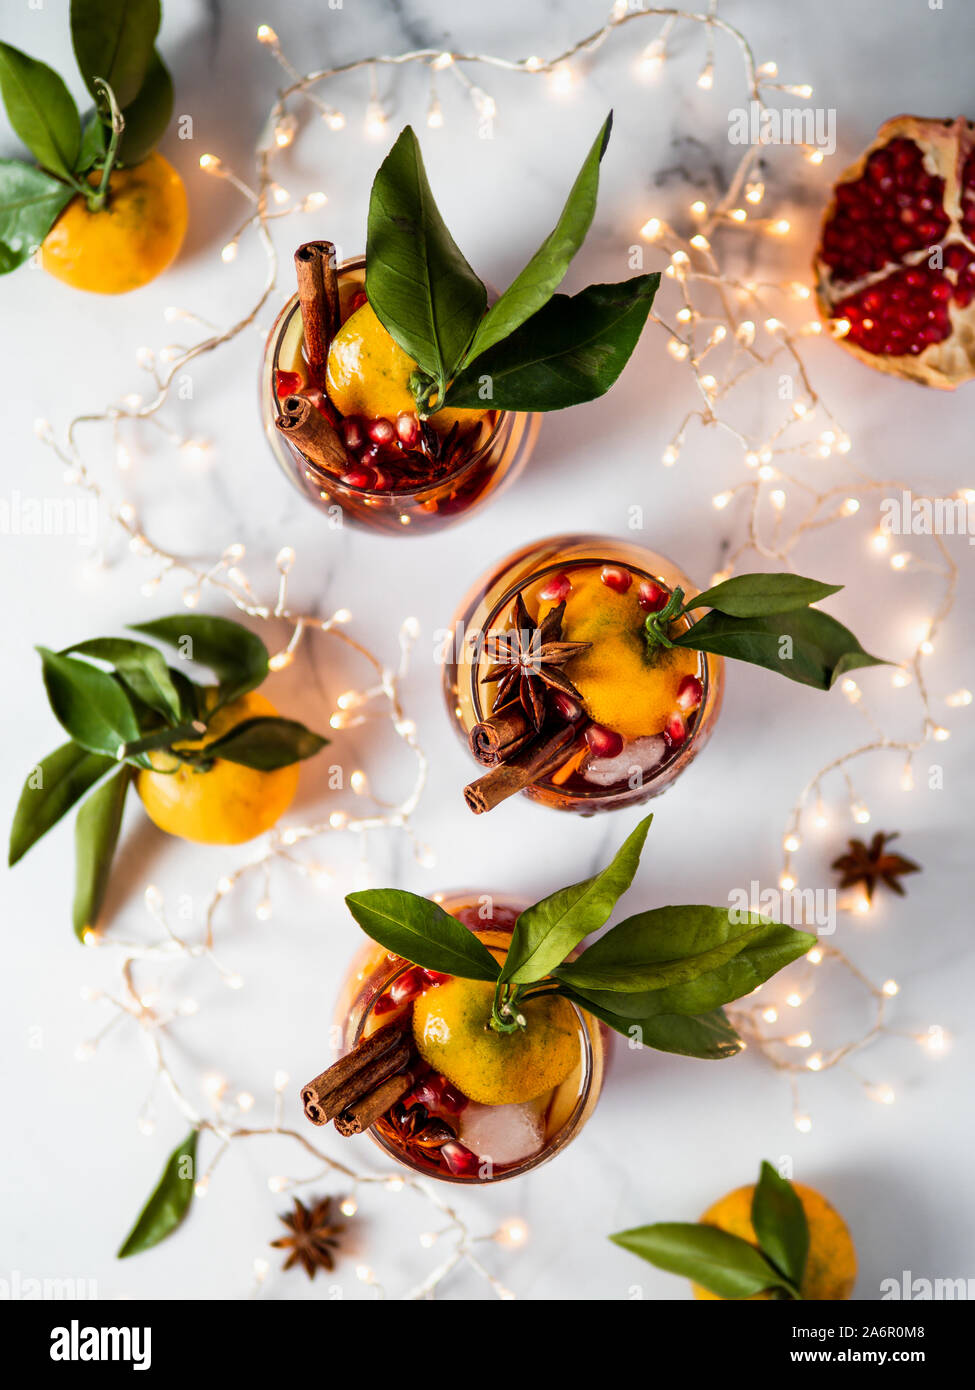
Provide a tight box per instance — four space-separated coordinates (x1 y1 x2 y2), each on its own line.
9 614 328 938
611 1161 811 1299
644 572 888 690
364 113 660 417
345 814 815 1059
0 0 174 274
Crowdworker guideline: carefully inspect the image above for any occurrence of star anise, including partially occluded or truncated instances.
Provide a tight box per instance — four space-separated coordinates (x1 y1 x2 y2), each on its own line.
480 594 590 729
831 831 921 901
270 1195 344 1279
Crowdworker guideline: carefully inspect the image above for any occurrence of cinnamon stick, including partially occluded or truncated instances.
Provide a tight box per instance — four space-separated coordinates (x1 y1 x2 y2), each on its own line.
301 1020 409 1125
464 723 580 815
275 393 348 476
334 1060 424 1137
294 240 340 379
468 709 532 766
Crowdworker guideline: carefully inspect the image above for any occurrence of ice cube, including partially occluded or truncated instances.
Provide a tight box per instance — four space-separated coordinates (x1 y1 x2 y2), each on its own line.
459 1101 544 1166
582 735 668 788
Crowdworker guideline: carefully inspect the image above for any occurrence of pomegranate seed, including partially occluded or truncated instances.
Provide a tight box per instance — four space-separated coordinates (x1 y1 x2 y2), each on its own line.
440 1140 480 1177
665 713 687 746
638 581 669 612
390 965 427 1007
341 466 376 489
275 369 302 399
600 565 632 594
373 990 400 1016
349 289 368 313
585 723 624 758
676 674 704 712
550 691 584 722
538 571 572 602
421 969 451 986
395 412 420 445
341 415 366 451
368 417 396 445
405 1074 467 1115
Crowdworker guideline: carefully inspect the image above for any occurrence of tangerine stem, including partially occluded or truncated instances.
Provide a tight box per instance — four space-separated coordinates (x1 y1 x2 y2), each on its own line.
87 79 125 213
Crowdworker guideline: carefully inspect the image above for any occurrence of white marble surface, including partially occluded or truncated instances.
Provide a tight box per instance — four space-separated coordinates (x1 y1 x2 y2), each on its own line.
2 0 974 1301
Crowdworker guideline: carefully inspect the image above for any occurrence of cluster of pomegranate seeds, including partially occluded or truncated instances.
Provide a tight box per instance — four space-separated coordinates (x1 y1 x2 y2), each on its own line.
832 265 954 357
816 117 975 385
386 1071 479 1176
820 138 949 282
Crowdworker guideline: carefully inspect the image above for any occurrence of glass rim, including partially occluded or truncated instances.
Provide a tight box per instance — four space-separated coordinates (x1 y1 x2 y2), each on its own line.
351 954 596 1184
264 256 512 499
468 548 713 802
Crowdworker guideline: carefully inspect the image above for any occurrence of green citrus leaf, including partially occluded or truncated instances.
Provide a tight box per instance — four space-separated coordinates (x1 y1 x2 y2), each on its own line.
675 607 888 690
129 615 269 710
76 112 107 172
558 989 742 1059
0 159 73 274
460 113 613 367
501 814 652 985
71 0 161 110
63 637 184 724
38 647 141 757
366 125 486 390
117 1130 198 1258
685 573 844 618
0 43 81 179
554 908 773 994
9 741 115 866
73 764 130 939
201 716 328 770
751 1161 810 1291
442 275 659 412
117 48 172 165
345 889 501 981
610 1222 798 1298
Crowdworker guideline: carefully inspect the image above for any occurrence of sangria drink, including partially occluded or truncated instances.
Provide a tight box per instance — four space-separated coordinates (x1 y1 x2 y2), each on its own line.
325 895 605 1183
260 256 539 534
443 535 725 815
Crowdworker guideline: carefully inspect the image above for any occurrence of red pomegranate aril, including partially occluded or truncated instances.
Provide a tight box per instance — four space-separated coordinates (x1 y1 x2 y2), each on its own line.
585 723 624 758
665 713 687 747
676 674 703 712
349 289 368 313
421 970 451 987
373 989 401 1016
550 690 584 722
538 571 572 602
275 369 303 399
341 415 366 451
368 417 396 445
440 1140 480 1177
395 412 420 445
600 565 632 594
341 466 376 489
637 581 669 612
389 965 428 1007
405 1074 467 1115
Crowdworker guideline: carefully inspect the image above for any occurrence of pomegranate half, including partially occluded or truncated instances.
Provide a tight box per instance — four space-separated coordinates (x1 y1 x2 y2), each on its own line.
815 115 975 389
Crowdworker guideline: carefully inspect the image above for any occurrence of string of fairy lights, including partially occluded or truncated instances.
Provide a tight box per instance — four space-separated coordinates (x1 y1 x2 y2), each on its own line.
33 3 966 1294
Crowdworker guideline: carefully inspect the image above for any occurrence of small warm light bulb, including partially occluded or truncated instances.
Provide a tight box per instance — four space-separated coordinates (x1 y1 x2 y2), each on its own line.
257 24 278 45
690 200 707 217
761 1007 778 1024
779 873 796 891
806 1053 823 1072
807 947 824 965
783 833 801 853
841 497 860 516
640 217 662 241
786 992 802 1008
795 1114 813 1133
340 1197 358 1216
882 979 899 997
712 491 732 510
426 97 444 129
946 688 973 707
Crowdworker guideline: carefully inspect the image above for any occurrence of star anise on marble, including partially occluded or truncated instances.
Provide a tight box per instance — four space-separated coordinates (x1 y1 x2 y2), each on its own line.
480 594 590 730
270 1195 344 1279
831 831 921 901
